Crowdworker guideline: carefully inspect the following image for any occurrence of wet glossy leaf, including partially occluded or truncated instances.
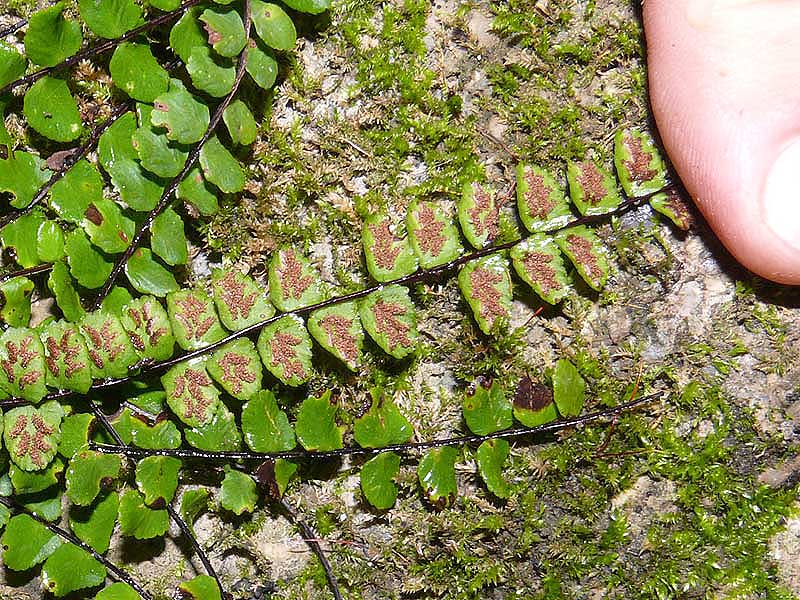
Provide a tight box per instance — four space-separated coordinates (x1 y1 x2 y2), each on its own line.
65 450 121 506
96 582 142 600
220 467 257 515
211 268 274 331
9 458 63 494
120 296 175 361
418 447 458 509
308 302 362 371
360 452 400 510
510 234 570 305
24 2 82 67
82 197 135 254
354 394 412 448
407 200 462 269
69 490 118 553
246 40 278 90
223 99 258 145
516 164 572 233
359 285 418 359
1 514 61 570
458 182 499 249
555 225 610 291
125 248 180 297
362 213 418 282
282 0 331 14
272 459 297 498
21 489 62 522
567 159 621 216
167 287 227 350
268 247 324 312
23 77 83 142
251 1 297 50
79 0 142 38
37 220 65 262
58 413 94 459
48 159 100 223
458 255 513 335
0 151 50 209
118 488 169 539
1 210 45 267
162 360 220 428
4 402 63 471
295 390 344 452
151 80 210 144
513 377 557 428
133 104 189 178
200 7 246 57
207 338 262 400
187 45 236 97
65 229 113 289
256 314 313 386
41 320 93 393
178 167 219 216
180 575 221 600
241 389 295 452
41 543 105 596
47 263 84 323
180 488 209 535
135 456 181 506
184 404 241 451
80 311 138 379
0 42 26 88
169 7 205 63
614 128 667 196
199 135 245 193
553 358 584 417
0 277 33 327
462 379 512 436
476 439 509 498
151 208 188 266
0 328 48 402
130 417 182 450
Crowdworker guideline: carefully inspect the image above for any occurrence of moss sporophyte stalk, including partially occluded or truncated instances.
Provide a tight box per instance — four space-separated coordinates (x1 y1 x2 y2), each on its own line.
0 1 796 599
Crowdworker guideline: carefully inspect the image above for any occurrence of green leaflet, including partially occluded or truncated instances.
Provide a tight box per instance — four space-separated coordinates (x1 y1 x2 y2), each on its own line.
566 159 621 216
360 452 401 510
4 402 63 471
220 467 258 515
65 450 122 506
65 229 113 289
118 488 169 539
24 2 82 67
96 582 142 600
223 99 258 146
555 225 610 291
23 77 83 142
1 514 61 570
37 220 66 263
1 210 45 268
151 79 210 144
241 390 295 453
516 163 572 233
650 188 693 231
0 327 48 402
41 320 93 394
552 358 585 417
80 310 138 379
120 295 176 361
49 159 101 223
0 276 34 327
135 455 181 506
0 151 51 209
295 390 344 452
512 376 557 428
180 488 210 535
0 42 26 88
475 439 510 499
211 268 274 331
81 197 136 254
359 285 418 359
170 7 206 63
69 490 119 553
207 338 263 400
510 234 570 305
187 45 236 97
180 575 222 600
458 182 499 249
251 1 297 50
354 393 413 448
418 447 458 509
246 40 279 90
57 413 94 459
110 42 170 103
308 302 363 371
199 7 247 57
458 254 513 335
133 103 189 179
184 404 241 451
282 0 331 14
407 199 463 269
162 359 221 428
125 248 180 297
268 248 324 312
178 167 220 216
151 208 188 266
256 314 313 386
614 128 668 196
9 458 63 494
462 379 512 436
362 212 418 282
78 0 143 39
167 287 227 350
199 135 245 193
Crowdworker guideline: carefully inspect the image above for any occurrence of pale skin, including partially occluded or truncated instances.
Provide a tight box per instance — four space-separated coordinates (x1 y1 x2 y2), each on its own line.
644 0 800 284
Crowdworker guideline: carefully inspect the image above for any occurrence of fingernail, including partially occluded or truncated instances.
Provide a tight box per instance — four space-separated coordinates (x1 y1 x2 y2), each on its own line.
763 139 800 252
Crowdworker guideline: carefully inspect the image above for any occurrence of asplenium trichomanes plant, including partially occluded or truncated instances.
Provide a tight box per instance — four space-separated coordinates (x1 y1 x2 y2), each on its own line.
0 0 685 597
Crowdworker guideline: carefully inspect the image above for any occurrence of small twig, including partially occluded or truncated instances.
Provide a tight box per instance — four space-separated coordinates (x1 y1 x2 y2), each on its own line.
90 393 660 461
0 495 154 600
91 0 253 309
0 18 26 37
279 497 344 600
0 102 132 229
0 0 202 96
0 262 52 284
